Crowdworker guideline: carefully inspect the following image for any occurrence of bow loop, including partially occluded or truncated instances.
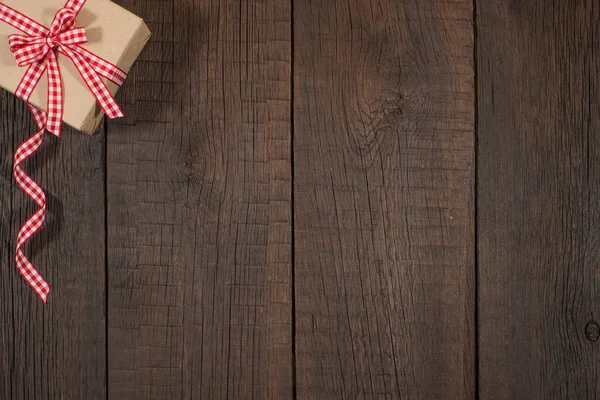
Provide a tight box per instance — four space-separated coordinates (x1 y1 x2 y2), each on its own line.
8 35 49 66
56 27 87 46
49 7 77 37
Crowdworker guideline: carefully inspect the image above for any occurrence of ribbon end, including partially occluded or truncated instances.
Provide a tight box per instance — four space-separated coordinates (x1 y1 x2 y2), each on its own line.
46 123 62 137
35 280 50 303
107 107 125 120
39 292 48 303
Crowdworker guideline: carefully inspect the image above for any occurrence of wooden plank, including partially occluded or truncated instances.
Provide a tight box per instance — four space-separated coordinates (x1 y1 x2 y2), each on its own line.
0 96 106 398
106 0 292 398
478 2 600 398
293 0 476 398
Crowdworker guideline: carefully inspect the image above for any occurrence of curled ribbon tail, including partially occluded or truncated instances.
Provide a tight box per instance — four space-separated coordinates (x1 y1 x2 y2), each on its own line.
13 127 50 303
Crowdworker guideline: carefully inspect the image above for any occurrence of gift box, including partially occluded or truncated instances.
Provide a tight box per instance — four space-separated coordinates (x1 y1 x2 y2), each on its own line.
0 0 150 134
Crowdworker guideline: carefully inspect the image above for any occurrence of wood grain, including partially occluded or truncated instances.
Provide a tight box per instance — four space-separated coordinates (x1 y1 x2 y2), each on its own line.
0 95 106 398
0 0 489 396
293 0 476 398
478 1 600 398
106 0 293 398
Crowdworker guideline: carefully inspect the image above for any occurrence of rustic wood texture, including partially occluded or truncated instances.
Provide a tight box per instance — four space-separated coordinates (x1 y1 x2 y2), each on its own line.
478 1 600 398
0 94 106 398
0 0 496 400
293 0 476 398
106 0 293 399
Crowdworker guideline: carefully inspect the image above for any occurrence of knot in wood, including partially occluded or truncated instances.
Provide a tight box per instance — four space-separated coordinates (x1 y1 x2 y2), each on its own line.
585 321 600 342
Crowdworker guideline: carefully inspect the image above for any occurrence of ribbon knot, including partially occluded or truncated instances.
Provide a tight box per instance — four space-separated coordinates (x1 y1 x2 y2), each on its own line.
45 36 57 49
0 0 130 302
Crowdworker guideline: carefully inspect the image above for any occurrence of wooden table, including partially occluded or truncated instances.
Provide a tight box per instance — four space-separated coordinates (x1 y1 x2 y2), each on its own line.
0 0 595 398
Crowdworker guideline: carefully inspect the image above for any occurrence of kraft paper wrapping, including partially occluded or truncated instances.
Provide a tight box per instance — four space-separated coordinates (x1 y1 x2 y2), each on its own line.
0 0 150 134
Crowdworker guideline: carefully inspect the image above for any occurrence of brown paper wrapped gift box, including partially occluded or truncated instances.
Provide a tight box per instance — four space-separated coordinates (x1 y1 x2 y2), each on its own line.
0 0 150 134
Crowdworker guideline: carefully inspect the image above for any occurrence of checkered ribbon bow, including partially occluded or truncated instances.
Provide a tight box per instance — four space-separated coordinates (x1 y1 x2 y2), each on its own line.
0 0 127 302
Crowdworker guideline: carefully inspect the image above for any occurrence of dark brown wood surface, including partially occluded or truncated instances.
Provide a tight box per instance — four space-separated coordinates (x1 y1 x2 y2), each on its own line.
477 1 600 398
8 0 600 398
106 0 293 399
293 1 475 398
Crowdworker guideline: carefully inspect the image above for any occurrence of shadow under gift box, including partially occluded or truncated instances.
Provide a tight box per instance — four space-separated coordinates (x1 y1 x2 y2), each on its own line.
0 0 151 134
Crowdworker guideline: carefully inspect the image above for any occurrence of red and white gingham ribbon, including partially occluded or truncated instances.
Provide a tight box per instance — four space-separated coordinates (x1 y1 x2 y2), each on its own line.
1 0 127 302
